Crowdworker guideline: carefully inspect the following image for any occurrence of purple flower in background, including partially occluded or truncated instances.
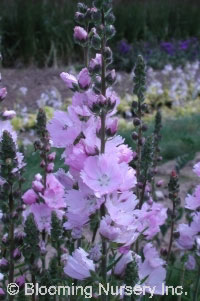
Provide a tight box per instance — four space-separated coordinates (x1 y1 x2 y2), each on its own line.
118 40 131 55
160 42 175 55
179 40 190 51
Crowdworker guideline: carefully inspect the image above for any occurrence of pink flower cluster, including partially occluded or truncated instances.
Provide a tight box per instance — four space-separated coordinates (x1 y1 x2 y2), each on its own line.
177 162 200 253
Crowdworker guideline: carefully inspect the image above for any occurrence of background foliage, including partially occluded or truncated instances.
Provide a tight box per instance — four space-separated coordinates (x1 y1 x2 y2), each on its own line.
0 0 200 67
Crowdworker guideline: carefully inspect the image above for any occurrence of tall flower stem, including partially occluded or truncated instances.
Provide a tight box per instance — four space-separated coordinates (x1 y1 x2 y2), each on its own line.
8 185 15 301
100 8 108 298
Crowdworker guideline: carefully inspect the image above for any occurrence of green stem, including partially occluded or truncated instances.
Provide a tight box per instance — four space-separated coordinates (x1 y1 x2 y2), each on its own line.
167 199 175 262
193 264 200 301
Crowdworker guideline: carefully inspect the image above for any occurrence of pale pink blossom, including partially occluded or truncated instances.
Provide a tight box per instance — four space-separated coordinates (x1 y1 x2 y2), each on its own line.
81 154 123 197
185 185 200 210
114 251 133 275
2 110 16 119
47 111 80 147
22 189 38 205
60 72 78 90
64 248 95 280
139 243 166 295
42 174 65 209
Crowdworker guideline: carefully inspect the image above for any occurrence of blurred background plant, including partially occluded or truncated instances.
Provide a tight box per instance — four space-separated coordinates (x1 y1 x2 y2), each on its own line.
0 0 200 68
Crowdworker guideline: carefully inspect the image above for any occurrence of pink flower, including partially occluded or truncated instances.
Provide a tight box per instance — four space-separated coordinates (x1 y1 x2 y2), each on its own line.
64 189 90 230
47 111 80 147
185 185 200 210
106 118 118 136
116 144 133 164
74 26 88 42
78 68 91 90
32 180 44 192
22 189 38 205
24 203 63 233
139 243 166 295
64 141 88 172
99 216 121 240
64 248 95 280
81 154 123 197
0 88 7 101
193 162 200 177
136 202 167 239
114 251 133 276
46 162 54 173
42 174 65 209
30 203 52 233
185 255 196 270
176 224 196 249
60 72 78 90
54 169 74 190
2 110 16 119
48 152 56 162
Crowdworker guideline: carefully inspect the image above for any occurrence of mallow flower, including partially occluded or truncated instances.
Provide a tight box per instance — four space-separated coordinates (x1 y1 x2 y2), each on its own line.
64 248 95 280
81 154 123 197
139 243 166 295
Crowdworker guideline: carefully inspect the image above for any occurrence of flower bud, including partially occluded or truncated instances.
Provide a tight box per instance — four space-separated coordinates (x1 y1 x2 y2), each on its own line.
32 180 44 192
74 12 85 24
0 288 5 300
131 132 138 140
47 152 56 162
15 275 25 289
60 72 78 91
35 173 43 181
46 163 54 173
91 7 101 23
139 137 145 146
141 123 148 132
40 160 45 168
133 118 141 126
105 12 115 25
13 248 21 260
73 26 88 43
22 189 38 205
14 231 25 245
106 118 118 137
105 25 116 40
2 234 8 246
0 88 7 102
89 245 101 262
77 2 88 13
78 68 91 90
104 47 113 64
0 258 9 272
91 34 101 50
106 69 116 85
89 54 102 73
160 248 168 257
